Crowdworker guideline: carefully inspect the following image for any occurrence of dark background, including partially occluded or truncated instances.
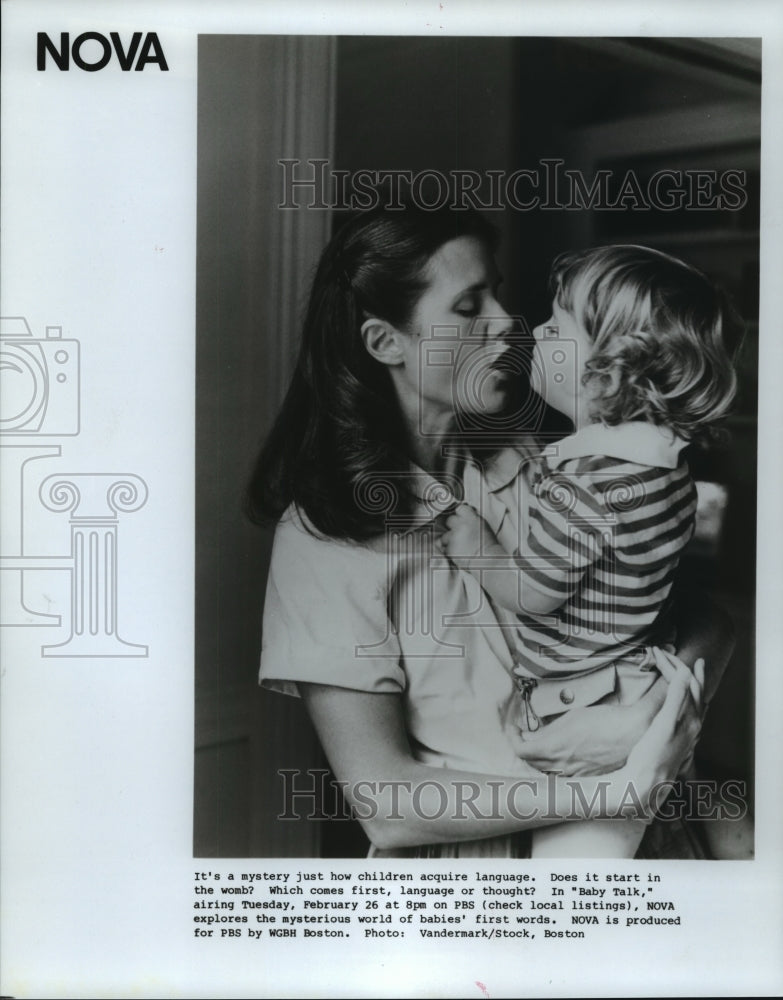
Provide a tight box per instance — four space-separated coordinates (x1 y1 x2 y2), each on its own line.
195 36 760 857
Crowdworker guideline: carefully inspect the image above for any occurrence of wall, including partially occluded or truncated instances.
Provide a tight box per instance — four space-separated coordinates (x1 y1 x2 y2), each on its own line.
195 35 335 857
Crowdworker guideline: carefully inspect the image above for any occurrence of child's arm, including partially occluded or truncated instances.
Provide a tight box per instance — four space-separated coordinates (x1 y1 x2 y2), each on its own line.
440 503 566 615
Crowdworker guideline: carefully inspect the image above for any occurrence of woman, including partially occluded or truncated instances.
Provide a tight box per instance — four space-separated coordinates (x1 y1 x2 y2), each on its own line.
249 204 720 858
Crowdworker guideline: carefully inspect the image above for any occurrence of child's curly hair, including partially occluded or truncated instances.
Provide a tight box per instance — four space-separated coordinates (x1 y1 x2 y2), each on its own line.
549 245 740 444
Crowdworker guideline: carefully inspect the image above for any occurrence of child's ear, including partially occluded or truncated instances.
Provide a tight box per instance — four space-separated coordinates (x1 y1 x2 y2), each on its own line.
361 318 406 367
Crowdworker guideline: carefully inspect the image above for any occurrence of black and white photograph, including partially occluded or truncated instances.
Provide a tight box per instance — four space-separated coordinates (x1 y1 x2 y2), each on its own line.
196 35 759 862
2 2 782 997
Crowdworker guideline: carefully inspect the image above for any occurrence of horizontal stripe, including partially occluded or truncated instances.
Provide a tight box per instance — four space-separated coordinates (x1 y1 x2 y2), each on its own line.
607 545 686 574
518 618 651 648
617 519 694 559
565 588 669 615
527 518 605 564
613 485 696 539
588 571 678 602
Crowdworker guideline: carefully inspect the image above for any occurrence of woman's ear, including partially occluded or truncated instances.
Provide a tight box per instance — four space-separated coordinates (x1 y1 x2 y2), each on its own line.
360 318 406 367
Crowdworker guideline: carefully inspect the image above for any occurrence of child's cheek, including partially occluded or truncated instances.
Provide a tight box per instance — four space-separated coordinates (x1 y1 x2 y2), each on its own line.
530 338 581 414
530 343 544 398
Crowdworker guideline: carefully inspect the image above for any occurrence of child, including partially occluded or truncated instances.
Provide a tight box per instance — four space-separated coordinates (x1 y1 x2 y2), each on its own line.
442 244 739 858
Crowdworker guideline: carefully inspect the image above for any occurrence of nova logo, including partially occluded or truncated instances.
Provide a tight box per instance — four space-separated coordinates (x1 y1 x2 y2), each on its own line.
37 32 169 71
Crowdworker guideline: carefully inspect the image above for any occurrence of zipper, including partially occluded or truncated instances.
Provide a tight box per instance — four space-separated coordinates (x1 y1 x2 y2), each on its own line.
514 675 541 733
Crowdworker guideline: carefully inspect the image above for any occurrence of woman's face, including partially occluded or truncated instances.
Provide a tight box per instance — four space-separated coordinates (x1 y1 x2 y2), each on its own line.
394 235 515 428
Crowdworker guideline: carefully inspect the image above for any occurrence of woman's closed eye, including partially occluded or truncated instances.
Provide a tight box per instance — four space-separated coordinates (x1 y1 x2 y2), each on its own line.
454 298 480 318
454 278 504 319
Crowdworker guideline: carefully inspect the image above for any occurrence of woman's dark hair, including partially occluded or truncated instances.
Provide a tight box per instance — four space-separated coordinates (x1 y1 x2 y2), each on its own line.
246 203 499 541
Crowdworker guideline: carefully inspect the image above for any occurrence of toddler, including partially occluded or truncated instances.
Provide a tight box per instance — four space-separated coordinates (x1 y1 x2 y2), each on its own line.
442 244 739 857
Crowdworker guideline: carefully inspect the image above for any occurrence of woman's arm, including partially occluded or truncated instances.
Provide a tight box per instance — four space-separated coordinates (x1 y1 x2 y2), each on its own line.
512 595 734 776
299 665 700 851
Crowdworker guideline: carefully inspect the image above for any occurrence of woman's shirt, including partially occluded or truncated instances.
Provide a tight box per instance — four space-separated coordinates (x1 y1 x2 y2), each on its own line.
259 443 540 778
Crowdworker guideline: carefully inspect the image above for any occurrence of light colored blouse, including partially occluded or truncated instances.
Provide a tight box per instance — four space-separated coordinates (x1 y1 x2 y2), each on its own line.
259 443 541 778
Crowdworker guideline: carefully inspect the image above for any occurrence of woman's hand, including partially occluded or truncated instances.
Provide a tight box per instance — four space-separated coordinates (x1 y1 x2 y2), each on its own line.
615 655 703 820
651 645 705 713
507 699 660 776
509 648 706 777
649 646 704 774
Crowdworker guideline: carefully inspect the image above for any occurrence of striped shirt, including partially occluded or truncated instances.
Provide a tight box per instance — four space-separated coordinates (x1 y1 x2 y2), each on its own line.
505 423 696 679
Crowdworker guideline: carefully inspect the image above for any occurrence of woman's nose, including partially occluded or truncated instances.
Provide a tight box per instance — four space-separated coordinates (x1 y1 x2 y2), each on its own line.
484 306 514 341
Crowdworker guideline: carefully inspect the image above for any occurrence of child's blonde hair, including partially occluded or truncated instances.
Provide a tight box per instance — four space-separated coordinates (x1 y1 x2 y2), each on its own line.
549 245 739 443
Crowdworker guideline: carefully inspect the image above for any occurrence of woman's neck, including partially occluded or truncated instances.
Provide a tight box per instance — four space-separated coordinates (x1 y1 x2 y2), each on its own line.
408 430 463 481
396 393 461 479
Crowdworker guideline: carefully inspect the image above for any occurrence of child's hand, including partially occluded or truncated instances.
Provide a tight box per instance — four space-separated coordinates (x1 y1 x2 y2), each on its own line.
440 504 494 567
